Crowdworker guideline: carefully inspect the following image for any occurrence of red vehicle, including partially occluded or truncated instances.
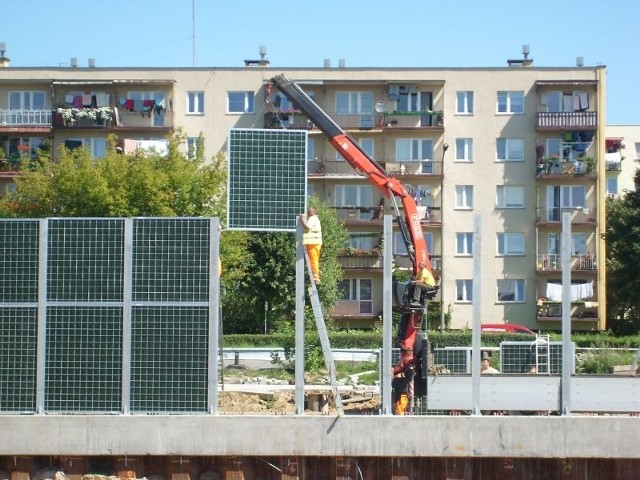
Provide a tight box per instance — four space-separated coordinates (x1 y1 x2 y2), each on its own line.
481 323 536 335
270 74 437 414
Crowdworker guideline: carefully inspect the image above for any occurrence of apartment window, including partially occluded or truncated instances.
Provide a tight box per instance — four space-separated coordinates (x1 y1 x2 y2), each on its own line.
395 138 433 161
338 137 373 161
227 91 254 113
497 233 525 256
7 136 43 158
9 91 46 109
496 185 525 208
456 91 474 114
65 137 106 159
497 91 524 114
455 185 473 209
334 184 373 207
497 279 525 303
348 233 378 250
606 176 618 196
187 91 204 114
633 142 640 160
496 138 524 161
336 91 374 114
456 233 473 256
186 137 200 159
456 280 473 302
547 233 586 255
339 278 373 314
394 231 433 255
561 185 586 207
455 138 473 162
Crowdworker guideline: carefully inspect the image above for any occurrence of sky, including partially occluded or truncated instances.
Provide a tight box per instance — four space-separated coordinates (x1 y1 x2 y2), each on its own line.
2 0 639 124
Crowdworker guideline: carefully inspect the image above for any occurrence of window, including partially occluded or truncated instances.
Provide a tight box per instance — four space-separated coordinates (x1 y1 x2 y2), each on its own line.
336 91 373 114
456 233 473 256
9 91 46 109
348 233 378 250
187 91 204 114
560 185 586 208
455 138 473 162
307 137 315 161
455 185 473 209
635 142 640 160
227 91 254 113
186 137 200 159
394 231 433 255
547 233 586 255
338 137 373 161
497 279 525 302
339 278 373 314
497 91 524 114
334 185 373 207
395 138 433 161
456 91 474 114
606 176 618 196
497 233 525 256
7 136 43 159
496 138 524 161
65 137 106 158
456 280 473 302
496 185 525 208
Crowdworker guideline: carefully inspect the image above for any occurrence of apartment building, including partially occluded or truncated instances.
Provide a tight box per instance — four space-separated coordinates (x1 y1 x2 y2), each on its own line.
0 59 607 331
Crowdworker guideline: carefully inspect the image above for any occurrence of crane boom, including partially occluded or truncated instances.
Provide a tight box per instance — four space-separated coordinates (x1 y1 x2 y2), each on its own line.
269 74 430 272
269 74 437 414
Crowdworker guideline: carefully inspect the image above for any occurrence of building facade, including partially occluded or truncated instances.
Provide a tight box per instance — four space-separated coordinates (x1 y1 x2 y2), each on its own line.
0 61 608 331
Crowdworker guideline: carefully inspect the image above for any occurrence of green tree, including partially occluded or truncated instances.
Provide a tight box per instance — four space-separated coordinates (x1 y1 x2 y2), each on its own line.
604 170 640 334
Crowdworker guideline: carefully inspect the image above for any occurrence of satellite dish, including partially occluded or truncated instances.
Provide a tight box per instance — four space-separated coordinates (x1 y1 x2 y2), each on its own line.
375 101 385 113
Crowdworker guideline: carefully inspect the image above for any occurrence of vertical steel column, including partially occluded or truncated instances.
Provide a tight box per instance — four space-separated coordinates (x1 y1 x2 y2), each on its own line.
561 212 572 415
122 218 133 414
471 214 482 416
295 221 305 414
381 215 393 415
208 217 221 414
35 219 48 414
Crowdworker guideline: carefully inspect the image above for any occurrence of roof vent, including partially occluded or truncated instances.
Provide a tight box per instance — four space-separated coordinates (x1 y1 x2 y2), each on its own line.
324 58 331 68
70 57 78 68
244 45 270 67
88 58 96 68
576 56 584 67
338 58 346 68
0 42 9 68
507 44 533 67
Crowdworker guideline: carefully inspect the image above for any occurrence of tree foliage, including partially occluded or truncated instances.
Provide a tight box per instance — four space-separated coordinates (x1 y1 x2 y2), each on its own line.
604 169 640 334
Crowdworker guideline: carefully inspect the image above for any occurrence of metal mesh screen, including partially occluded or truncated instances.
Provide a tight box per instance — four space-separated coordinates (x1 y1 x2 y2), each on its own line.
500 341 574 374
0 220 39 302
227 128 307 232
47 218 124 302
0 308 37 412
130 306 209 413
45 306 123 412
132 218 211 302
433 347 472 373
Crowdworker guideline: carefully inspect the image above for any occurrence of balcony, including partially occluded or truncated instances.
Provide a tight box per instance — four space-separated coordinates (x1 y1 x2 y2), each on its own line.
334 207 384 223
536 254 597 272
536 112 597 131
0 109 52 131
536 158 596 177
393 255 442 273
379 110 444 129
386 160 443 176
338 252 383 270
54 107 173 131
537 301 598 322
536 207 596 224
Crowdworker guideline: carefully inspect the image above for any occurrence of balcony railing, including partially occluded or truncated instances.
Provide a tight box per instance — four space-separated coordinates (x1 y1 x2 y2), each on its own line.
334 207 383 222
536 254 597 272
537 159 595 176
537 207 596 223
0 109 52 127
338 254 382 270
606 161 622 171
536 111 597 130
386 160 443 175
393 255 442 272
537 301 598 321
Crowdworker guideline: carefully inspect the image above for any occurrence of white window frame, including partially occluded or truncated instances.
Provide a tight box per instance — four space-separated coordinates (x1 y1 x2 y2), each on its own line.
395 138 433 162
455 138 473 162
455 185 473 209
606 175 618 196
187 91 204 114
547 233 586 255
456 279 473 302
497 233 525 256
455 233 473 256
9 90 46 109
66 137 107 159
560 185 586 208
497 91 525 114
334 184 373 208
227 91 254 114
186 137 199 159
339 278 373 314
456 91 474 114
497 279 525 303
496 138 524 162
394 231 433 255
348 233 378 250
335 91 374 114
496 185 525 208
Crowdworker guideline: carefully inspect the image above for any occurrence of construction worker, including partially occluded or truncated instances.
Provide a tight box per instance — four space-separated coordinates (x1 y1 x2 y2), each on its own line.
300 207 322 284
410 262 436 307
